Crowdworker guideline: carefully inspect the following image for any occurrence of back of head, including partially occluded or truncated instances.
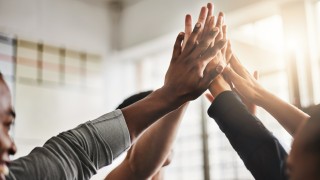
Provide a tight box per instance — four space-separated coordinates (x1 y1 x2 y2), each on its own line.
297 110 320 178
116 90 153 109
306 109 320 159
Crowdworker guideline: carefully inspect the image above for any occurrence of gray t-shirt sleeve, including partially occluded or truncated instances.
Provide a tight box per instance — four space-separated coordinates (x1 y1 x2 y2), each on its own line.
7 109 131 180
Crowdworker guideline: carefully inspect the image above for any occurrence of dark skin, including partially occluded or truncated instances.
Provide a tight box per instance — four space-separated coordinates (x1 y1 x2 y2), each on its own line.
0 76 17 180
0 6 226 180
122 14 227 143
106 5 224 179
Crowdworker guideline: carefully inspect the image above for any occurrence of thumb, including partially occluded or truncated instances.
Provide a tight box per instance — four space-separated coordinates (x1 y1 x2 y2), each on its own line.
224 66 243 85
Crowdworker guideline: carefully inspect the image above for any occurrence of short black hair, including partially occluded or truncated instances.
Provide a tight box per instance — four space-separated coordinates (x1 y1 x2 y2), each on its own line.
301 109 320 178
303 109 320 150
116 90 153 109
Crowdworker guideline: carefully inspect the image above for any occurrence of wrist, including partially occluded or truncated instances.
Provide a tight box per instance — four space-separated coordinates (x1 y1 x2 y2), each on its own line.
154 86 185 111
255 87 271 107
209 77 231 98
209 86 230 98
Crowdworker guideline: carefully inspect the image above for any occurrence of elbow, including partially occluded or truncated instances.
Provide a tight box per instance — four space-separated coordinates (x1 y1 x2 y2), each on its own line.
162 150 174 167
128 155 154 179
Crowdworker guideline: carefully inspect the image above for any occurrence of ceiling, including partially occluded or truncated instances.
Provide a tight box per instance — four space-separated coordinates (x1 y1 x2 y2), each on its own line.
76 0 145 7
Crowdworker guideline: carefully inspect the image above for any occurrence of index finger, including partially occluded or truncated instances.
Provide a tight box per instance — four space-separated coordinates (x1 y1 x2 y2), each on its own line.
197 6 208 31
182 14 193 51
215 12 224 40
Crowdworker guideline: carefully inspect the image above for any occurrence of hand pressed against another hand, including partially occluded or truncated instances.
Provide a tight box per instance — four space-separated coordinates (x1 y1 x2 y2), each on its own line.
234 70 259 114
164 4 227 105
183 4 231 99
213 37 259 114
224 54 265 106
182 5 207 50
208 12 232 98
223 41 309 135
183 3 228 77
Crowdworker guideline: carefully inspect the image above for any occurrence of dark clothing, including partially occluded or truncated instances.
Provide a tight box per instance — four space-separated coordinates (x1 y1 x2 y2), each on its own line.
207 91 288 180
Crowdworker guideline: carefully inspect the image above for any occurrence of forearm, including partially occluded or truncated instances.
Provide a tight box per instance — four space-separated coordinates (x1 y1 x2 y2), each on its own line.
258 89 310 136
208 91 288 180
129 103 188 178
151 169 165 180
121 87 183 142
208 75 232 98
9 111 130 180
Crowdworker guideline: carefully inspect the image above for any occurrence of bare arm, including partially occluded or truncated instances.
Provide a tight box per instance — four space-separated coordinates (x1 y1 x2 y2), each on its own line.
122 4 226 143
105 104 188 180
256 88 309 135
224 48 310 136
106 4 227 179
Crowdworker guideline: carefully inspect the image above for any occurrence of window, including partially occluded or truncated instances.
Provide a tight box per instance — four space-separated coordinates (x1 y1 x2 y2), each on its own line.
0 33 16 98
131 15 292 180
313 1 320 104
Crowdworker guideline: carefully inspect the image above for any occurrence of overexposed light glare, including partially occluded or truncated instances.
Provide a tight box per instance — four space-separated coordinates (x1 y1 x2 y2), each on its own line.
230 15 286 72
318 1 320 16
313 0 320 104
231 15 284 54
254 15 284 53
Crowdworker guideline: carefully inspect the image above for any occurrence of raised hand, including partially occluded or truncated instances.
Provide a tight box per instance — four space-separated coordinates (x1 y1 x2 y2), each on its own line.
182 5 208 50
207 11 233 98
224 54 264 106
235 70 259 114
164 7 227 104
224 46 309 135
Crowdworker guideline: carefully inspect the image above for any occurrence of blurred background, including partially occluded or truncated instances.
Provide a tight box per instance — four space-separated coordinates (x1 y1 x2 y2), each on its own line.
0 0 319 179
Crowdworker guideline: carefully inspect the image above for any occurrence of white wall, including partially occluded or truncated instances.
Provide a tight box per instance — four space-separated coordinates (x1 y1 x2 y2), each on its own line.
0 0 118 157
0 0 142 158
0 0 110 55
14 84 107 157
0 5 142 180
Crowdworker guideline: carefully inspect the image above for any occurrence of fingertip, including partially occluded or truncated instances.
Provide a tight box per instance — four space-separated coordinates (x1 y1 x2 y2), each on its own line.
218 12 224 23
207 3 213 12
186 14 191 20
185 14 192 26
201 6 207 13
201 6 206 10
